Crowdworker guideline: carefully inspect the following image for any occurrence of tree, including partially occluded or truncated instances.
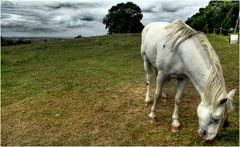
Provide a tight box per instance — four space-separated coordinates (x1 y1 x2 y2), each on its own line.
186 1 239 34
103 2 144 34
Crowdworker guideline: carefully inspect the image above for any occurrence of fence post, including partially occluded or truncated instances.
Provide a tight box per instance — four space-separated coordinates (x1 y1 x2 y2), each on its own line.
213 28 216 34
220 27 222 35
234 19 239 33
207 29 209 34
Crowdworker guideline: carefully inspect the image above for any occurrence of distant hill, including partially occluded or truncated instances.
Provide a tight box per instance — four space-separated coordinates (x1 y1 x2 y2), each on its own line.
2 37 69 40
1 37 31 46
1 37 72 46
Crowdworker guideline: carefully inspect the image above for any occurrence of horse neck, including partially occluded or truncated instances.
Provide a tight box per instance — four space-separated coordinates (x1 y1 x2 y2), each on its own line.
178 39 226 102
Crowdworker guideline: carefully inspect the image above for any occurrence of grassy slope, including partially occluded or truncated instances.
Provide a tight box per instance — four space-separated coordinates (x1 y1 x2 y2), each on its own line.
1 34 239 145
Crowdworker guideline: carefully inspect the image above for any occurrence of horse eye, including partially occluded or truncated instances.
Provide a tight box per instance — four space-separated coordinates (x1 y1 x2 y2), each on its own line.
210 116 220 124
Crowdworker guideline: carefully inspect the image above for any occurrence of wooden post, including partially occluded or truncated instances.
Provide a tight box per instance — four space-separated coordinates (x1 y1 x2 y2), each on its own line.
220 27 222 35
234 19 239 33
213 28 216 34
207 28 209 34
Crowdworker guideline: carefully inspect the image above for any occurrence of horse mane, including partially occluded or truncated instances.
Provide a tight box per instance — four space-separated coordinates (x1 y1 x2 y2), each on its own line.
195 32 226 111
165 19 227 111
165 19 198 50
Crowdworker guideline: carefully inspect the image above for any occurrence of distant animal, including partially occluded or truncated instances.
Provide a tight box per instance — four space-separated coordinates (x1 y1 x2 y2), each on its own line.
141 19 236 141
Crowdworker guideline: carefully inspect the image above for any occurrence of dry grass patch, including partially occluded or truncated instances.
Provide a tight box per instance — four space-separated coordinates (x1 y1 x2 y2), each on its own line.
1 34 238 145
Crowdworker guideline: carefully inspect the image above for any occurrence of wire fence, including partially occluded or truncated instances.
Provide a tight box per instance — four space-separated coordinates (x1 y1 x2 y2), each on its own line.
206 28 237 35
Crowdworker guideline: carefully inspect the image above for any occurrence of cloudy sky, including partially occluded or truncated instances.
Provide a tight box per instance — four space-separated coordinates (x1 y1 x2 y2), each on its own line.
1 0 210 38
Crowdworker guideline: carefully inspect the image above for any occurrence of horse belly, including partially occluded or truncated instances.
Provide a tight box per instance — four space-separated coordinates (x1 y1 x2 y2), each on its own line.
166 58 187 79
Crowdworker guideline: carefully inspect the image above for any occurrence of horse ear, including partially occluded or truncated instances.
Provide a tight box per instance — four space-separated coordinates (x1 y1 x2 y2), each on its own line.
225 89 236 113
227 89 236 100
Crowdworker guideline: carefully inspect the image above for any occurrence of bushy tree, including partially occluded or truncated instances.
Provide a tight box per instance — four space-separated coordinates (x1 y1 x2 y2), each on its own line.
186 1 239 34
103 2 144 34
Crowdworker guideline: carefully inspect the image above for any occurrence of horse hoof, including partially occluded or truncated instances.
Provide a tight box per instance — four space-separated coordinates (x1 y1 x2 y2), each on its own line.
162 92 167 98
171 127 179 133
150 118 157 124
144 101 152 107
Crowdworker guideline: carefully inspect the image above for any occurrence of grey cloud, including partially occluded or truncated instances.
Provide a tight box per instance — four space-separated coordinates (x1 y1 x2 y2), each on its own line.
1 14 11 19
2 0 105 28
67 18 98 28
3 8 52 24
139 0 207 25
160 1 193 13
1 0 209 37
45 2 102 10
75 12 102 22
32 27 63 32
61 10 103 28
1 1 14 8
1 1 76 33
1 22 27 30
2 21 64 32
142 2 190 13
45 3 79 9
161 6 182 13
67 19 87 28
1 0 107 37
81 16 95 21
142 6 156 13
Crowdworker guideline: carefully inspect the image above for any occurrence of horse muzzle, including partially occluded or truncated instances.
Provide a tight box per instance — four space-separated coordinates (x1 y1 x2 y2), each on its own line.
198 128 217 141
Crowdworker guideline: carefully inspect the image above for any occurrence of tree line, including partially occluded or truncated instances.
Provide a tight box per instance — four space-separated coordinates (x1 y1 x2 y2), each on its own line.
186 1 239 35
102 1 239 35
1 37 32 46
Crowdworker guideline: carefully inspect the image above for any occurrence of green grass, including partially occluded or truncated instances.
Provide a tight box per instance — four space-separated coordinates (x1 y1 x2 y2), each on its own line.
1 34 239 145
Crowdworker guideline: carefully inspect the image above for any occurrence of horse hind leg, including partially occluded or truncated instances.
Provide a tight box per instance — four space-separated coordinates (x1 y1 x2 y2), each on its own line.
143 55 153 105
171 78 188 132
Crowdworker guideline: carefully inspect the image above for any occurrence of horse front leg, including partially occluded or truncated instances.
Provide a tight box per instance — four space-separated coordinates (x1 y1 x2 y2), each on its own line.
143 55 153 105
149 71 165 122
171 78 188 132
154 67 167 98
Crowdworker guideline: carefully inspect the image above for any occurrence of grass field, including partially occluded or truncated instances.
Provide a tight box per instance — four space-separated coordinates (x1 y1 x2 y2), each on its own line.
1 34 239 145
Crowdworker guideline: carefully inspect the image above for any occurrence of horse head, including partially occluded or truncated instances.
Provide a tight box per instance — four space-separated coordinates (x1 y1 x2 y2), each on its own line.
197 89 236 141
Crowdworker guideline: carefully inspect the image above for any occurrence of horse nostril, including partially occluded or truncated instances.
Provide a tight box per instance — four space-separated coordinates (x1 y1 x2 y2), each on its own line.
200 129 207 136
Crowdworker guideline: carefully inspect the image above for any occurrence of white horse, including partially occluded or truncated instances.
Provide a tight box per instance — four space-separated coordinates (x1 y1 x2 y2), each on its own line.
141 19 236 141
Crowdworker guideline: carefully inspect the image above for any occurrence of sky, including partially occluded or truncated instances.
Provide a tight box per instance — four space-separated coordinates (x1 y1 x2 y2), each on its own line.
1 0 210 38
